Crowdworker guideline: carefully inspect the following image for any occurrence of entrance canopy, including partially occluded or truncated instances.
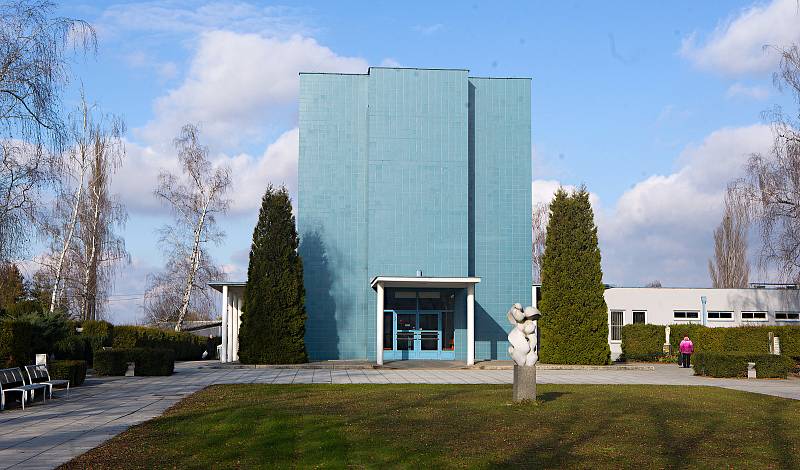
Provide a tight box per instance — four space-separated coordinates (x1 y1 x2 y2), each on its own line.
209 281 246 363
370 276 480 366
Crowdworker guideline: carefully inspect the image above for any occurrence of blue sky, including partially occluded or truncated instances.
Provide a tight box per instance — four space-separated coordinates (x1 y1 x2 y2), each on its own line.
39 0 800 323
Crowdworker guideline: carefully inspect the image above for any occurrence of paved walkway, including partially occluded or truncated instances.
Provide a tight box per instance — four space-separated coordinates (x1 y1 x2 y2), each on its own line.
1 361 798 469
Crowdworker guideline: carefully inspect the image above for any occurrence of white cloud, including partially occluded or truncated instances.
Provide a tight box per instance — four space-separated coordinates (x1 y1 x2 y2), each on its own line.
726 82 770 100
537 125 774 287
138 31 368 147
99 1 309 37
413 23 444 36
680 0 800 75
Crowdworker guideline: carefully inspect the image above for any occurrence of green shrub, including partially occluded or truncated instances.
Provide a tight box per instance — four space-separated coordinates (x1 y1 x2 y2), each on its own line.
0 319 33 367
111 325 205 361
82 320 114 354
621 324 665 361
48 360 87 386
93 349 129 376
692 352 794 378
93 348 175 376
621 324 800 362
129 348 175 376
53 335 86 360
538 187 609 365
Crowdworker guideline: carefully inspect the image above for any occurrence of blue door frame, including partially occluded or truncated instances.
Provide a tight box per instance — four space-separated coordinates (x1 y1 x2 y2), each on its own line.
383 309 456 360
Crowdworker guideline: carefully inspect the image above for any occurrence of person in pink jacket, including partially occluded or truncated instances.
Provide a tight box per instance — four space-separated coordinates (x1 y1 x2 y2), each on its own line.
679 336 694 368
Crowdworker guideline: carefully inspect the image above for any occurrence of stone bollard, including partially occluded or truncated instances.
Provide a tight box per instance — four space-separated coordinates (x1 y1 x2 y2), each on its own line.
125 362 135 377
513 365 536 401
747 362 756 379
773 336 781 356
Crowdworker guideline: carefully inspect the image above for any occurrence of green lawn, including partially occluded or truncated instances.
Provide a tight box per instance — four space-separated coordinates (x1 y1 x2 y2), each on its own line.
61 384 800 469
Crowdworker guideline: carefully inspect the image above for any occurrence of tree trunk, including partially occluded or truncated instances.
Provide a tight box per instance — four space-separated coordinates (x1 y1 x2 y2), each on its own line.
174 192 213 331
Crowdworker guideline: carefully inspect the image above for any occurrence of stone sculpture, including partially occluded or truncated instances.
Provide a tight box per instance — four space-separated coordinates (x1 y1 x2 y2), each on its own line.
507 303 541 401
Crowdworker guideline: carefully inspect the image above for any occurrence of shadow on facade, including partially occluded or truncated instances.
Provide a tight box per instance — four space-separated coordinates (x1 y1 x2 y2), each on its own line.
299 231 340 360
476 302 508 360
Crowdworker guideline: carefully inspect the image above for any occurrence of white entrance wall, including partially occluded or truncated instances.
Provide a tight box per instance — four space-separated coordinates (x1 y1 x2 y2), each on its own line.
210 282 245 363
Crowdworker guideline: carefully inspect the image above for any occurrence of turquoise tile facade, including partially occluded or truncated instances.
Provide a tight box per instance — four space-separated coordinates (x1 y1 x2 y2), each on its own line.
298 68 531 361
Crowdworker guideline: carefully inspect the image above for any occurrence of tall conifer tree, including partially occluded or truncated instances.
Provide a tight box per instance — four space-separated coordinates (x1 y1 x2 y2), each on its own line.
238 185 307 364
539 187 610 364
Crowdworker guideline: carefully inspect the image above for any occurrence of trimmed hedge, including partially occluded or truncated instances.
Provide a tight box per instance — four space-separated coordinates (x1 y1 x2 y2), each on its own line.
53 335 86 361
48 360 87 386
0 319 33 367
93 349 129 376
82 320 114 355
130 348 175 376
112 326 205 361
692 352 794 378
93 348 175 376
621 324 800 362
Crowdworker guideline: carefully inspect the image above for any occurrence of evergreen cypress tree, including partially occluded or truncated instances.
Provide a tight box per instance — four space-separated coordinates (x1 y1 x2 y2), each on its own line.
238 185 308 364
539 187 610 364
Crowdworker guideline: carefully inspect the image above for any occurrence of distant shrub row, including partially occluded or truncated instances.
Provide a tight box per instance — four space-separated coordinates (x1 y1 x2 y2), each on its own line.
692 352 794 378
621 324 800 361
94 348 175 376
1 316 213 369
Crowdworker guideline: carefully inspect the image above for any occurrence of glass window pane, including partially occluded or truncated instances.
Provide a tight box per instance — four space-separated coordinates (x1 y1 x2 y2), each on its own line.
397 313 416 330
397 331 414 350
418 289 457 310
419 313 437 330
385 289 417 310
383 312 393 350
421 331 438 350
633 311 645 324
442 312 454 351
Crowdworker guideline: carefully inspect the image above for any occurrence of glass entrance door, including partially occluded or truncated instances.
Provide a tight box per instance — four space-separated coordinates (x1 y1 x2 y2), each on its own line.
383 309 455 360
382 288 457 360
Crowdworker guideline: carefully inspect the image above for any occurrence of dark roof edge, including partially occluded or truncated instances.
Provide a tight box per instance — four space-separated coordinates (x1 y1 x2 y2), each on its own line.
469 77 531 80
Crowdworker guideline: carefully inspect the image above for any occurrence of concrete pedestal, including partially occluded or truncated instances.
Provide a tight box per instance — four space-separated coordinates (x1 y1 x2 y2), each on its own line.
513 364 536 401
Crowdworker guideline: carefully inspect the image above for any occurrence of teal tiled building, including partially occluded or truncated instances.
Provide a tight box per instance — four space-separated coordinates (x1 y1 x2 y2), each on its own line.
298 67 531 364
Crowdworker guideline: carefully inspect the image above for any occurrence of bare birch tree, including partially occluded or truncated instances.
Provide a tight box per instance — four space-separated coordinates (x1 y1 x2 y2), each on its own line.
708 188 750 288
736 44 800 282
532 201 548 283
0 0 95 262
74 113 128 321
39 98 128 319
152 124 230 331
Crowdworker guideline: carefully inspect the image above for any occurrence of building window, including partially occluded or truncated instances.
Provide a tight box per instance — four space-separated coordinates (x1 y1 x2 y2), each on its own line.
775 312 800 321
673 311 699 320
383 312 393 350
633 311 646 324
610 311 623 341
441 311 454 350
708 311 733 321
741 311 767 322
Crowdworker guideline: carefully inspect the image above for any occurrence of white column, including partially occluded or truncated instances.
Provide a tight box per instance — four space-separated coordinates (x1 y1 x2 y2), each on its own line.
376 282 384 366
233 294 242 362
467 284 475 366
220 285 228 362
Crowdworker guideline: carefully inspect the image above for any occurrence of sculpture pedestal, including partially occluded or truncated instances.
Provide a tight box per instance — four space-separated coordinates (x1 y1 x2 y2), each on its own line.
513 364 536 402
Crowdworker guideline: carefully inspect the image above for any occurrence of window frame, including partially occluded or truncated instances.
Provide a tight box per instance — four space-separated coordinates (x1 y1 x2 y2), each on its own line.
610 310 624 343
707 311 734 322
632 310 647 324
741 311 768 322
775 311 800 322
673 310 700 321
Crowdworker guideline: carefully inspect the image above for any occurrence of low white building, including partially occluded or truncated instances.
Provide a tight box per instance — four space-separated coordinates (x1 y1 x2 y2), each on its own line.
533 284 800 361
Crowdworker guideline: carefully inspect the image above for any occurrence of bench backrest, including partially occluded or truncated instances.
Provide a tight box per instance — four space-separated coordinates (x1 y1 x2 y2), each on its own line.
0 368 26 388
25 364 50 383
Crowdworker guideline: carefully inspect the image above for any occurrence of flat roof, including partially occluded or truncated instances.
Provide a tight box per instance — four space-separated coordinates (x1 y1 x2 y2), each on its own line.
208 281 246 293
300 66 531 80
371 276 481 290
